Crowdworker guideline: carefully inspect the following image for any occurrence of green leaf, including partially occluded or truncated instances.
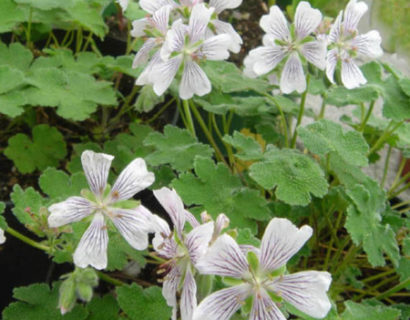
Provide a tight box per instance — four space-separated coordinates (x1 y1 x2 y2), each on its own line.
25 68 116 120
202 60 270 93
10 185 46 228
116 284 171 320
236 228 261 247
86 295 120 320
0 91 27 117
14 0 74 10
4 124 67 173
0 42 33 72
0 65 26 94
362 62 410 121
39 168 88 201
134 85 164 113
2 283 88 320
0 0 25 33
0 201 7 230
341 301 401 320
249 148 328 206
325 86 379 107
398 77 410 96
172 157 271 232
223 131 264 161
298 119 369 167
144 125 214 172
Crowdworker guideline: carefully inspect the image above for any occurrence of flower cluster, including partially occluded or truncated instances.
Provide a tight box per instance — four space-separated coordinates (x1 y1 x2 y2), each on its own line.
129 0 242 99
47 151 332 319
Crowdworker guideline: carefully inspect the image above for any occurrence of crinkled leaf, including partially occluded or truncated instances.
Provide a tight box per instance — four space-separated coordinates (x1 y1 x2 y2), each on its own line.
341 301 401 320
0 0 25 33
249 148 328 206
298 119 369 167
25 68 116 121
202 60 270 93
134 85 164 113
0 65 26 94
116 284 171 320
0 42 33 72
172 157 271 233
86 295 120 320
2 283 88 320
236 228 261 247
144 125 214 171
325 86 379 107
0 91 27 117
223 131 264 161
4 124 67 173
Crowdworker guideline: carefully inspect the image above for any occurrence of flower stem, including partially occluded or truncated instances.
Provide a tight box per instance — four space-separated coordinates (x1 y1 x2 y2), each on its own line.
291 75 310 148
96 271 125 286
182 99 196 137
359 100 376 132
368 120 403 155
6 227 50 252
375 278 410 301
147 98 176 124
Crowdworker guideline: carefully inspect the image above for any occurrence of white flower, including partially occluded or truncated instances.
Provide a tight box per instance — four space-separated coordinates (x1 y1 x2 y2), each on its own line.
0 228 5 244
244 1 326 94
326 0 383 89
153 187 228 320
48 150 157 270
117 0 128 11
193 218 332 320
148 3 231 99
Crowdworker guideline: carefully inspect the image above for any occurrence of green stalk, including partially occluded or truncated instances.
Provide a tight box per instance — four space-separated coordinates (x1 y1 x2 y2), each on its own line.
26 7 33 48
147 98 176 124
381 145 393 188
6 227 50 252
359 100 376 132
375 278 410 301
291 74 310 148
182 99 196 137
211 114 235 167
368 121 403 155
96 271 125 286
317 95 327 120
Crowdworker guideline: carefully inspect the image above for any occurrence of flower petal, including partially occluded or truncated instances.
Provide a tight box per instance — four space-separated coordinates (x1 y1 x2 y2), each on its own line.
110 158 154 202
259 218 312 272
250 289 286 320
343 0 368 33
325 48 338 84
181 268 197 320
260 6 290 41
130 18 149 38
267 271 332 319
133 38 157 68
162 264 182 309
280 53 306 94
139 0 176 14
212 19 243 53
152 216 177 259
161 21 187 60
117 0 128 11
152 4 173 35
48 196 94 228
300 40 326 70
341 58 366 89
110 206 154 250
151 56 183 96
201 34 231 60
214 213 229 238
328 11 342 44
209 0 242 13
73 213 108 270
351 30 383 59
186 221 214 264
294 1 322 39
248 45 286 76
179 60 211 99
81 150 114 197
193 284 251 320
136 52 162 85
196 234 249 278
0 228 5 244
188 3 214 43
153 187 186 237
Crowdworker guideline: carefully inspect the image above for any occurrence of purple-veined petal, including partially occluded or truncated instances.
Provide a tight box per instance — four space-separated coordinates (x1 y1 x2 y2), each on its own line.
73 213 108 270
133 38 157 68
294 1 322 39
193 284 251 320
196 234 249 278
151 55 183 96
162 263 182 309
300 40 326 70
209 0 242 13
140 0 176 14
325 48 338 84
110 206 154 250
152 216 177 259
250 289 286 320
250 46 287 76
131 18 149 38
185 210 200 228
266 271 332 319
328 11 342 44
243 53 259 78
201 33 231 60
110 158 154 202
136 52 162 85
180 0 203 7
161 20 187 60
188 3 214 43
239 245 260 257
341 58 366 89
214 213 229 238
0 228 5 244
259 218 312 272
152 4 173 35
181 267 197 320
48 196 94 228
343 0 368 33
81 150 114 197
280 52 306 94
186 221 214 264
351 30 383 59
179 60 211 99
153 187 186 237
260 6 290 41
212 19 243 53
